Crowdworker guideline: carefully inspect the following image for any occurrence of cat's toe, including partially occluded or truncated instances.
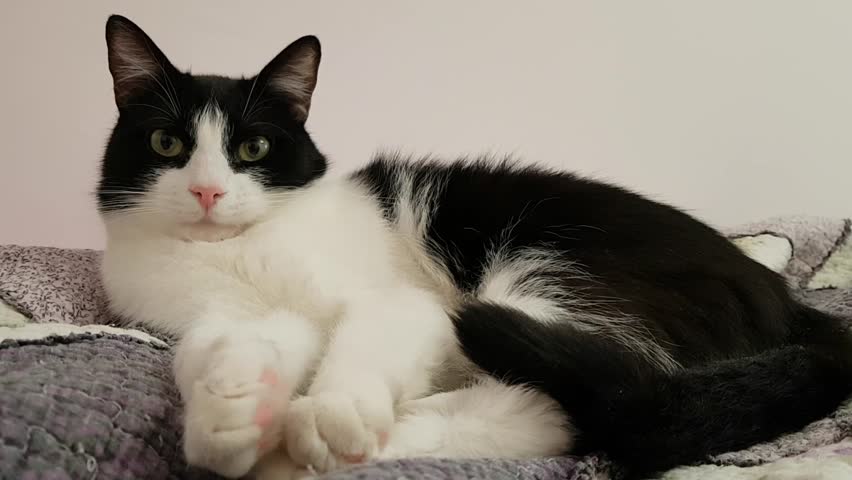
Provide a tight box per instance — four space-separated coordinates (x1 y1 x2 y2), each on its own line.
284 392 391 473
183 346 290 478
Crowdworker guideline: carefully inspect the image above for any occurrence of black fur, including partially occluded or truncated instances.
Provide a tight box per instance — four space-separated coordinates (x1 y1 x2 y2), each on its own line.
454 302 852 477
355 157 852 477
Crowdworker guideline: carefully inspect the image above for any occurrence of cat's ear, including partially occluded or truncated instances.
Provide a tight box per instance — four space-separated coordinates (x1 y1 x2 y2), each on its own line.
105 15 178 108
255 36 321 123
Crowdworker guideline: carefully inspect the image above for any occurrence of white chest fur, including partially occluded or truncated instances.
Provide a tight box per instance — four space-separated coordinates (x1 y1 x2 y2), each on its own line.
101 179 414 335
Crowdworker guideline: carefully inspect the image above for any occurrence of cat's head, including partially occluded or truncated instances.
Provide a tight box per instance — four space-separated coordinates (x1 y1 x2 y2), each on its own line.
98 15 327 242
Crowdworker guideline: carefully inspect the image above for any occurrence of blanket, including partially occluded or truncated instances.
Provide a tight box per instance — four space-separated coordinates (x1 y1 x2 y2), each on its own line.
1 215 851 480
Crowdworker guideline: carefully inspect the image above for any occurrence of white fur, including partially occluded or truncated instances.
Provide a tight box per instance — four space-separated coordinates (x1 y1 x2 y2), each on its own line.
140 106 268 241
256 378 573 479
101 108 576 478
382 377 572 460
178 316 315 477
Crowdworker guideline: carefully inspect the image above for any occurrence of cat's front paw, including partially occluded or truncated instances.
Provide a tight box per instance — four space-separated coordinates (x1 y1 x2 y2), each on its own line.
183 339 291 478
284 391 392 473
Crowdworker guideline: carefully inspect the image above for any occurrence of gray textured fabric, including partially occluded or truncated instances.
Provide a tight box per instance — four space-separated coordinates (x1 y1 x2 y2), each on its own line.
320 456 607 480
724 215 851 288
0 245 108 326
1 215 852 480
0 333 201 480
0 331 613 480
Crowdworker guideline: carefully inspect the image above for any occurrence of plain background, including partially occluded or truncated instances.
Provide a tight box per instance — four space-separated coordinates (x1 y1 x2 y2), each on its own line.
2 1 851 249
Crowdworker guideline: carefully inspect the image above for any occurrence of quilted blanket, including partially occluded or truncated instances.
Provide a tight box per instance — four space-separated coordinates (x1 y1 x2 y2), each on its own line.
1 215 851 480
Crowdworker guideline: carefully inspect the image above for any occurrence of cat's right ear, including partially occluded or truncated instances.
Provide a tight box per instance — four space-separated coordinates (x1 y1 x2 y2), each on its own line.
105 15 177 108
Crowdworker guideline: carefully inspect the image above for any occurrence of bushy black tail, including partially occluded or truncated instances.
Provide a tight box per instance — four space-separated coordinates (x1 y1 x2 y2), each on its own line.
453 302 852 478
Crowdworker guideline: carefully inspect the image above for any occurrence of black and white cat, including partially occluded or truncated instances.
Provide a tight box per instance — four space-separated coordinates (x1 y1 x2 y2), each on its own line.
98 15 852 480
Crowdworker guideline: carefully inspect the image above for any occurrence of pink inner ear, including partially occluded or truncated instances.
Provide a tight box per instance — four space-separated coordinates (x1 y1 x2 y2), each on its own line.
106 17 176 108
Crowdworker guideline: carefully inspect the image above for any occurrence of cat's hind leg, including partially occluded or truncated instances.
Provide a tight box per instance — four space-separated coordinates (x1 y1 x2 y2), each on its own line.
380 377 573 461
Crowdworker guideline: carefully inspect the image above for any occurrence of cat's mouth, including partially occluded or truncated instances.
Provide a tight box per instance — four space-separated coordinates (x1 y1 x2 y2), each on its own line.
178 219 248 243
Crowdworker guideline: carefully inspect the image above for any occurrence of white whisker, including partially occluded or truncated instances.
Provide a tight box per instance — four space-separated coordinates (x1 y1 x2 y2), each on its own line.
124 103 174 118
242 75 261 119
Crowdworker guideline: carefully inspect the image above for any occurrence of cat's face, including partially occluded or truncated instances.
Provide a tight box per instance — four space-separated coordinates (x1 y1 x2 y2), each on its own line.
98 15 326 241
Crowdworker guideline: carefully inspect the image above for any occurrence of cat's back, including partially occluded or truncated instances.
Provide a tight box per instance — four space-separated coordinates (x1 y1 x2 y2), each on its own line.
352 154 792 360
351 153 743 272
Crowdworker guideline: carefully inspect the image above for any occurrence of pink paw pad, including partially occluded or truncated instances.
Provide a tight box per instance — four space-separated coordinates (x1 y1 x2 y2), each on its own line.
260 368 280 386
254 402 274 429
342 453 367 464
253 368 289 454
341 431 388 464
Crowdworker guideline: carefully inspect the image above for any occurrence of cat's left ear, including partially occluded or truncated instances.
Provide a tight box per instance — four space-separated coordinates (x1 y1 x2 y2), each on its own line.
255 36 322 123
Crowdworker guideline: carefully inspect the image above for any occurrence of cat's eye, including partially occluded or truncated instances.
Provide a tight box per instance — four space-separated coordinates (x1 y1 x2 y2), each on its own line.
238 136 270 162
150 130 184 157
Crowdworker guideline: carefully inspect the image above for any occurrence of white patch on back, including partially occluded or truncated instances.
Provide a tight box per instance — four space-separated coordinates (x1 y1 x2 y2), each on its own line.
371 163 460 308
478 244 680 374
392 167 441 243
478 246 580 322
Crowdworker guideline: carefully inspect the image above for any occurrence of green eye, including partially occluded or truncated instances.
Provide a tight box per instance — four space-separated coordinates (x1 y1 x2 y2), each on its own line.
238 136 270 162
150 130 183 157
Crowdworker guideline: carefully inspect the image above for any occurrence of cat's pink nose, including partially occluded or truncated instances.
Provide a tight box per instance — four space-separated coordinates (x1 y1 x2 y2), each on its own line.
189 185 225 210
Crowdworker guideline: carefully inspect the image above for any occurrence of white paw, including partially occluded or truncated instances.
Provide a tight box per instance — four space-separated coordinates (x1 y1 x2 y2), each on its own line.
284 392 392 473
183 339 291 478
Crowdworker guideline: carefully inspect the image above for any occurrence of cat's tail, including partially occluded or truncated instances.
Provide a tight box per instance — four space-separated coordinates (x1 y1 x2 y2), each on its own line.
453 301 852 478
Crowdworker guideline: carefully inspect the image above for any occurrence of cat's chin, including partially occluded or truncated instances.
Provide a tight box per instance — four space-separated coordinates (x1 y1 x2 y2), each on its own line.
177 221 248 243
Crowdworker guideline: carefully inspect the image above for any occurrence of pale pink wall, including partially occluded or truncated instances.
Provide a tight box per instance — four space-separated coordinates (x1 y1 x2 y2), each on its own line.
2 1 851 249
